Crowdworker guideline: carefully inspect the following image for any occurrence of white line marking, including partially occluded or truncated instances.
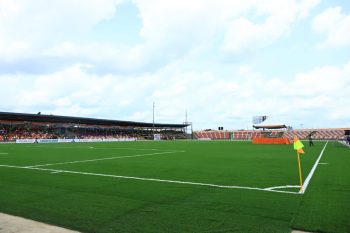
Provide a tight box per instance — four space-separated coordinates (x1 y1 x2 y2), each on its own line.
301 141 329 194
92 147 185 152
51 171 62 174
264 185 300 191
0 164 300 195
318 163 328 165
22 145 184 152
338 140 350 148
24 151 181 168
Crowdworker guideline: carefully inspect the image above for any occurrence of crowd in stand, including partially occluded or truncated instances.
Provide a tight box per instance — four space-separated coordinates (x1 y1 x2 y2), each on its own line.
0 127 63 141
73 130 141 140
0 125 187 142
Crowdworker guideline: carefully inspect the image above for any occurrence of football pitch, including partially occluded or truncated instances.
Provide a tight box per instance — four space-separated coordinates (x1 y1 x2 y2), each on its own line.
0 140 349 233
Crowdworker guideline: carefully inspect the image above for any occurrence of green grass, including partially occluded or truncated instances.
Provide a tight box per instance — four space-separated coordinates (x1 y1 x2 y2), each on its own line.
0 140 348 233
291 142 350 232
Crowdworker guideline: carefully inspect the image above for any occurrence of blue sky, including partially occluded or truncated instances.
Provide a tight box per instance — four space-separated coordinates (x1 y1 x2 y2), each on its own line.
0 0 349 130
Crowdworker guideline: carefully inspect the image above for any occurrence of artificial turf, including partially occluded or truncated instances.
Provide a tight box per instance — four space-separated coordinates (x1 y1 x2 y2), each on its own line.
0 140 348 233
291 142 350 232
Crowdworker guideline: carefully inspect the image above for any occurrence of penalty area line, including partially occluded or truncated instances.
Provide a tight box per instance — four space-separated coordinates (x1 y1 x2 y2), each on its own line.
0 164 300 195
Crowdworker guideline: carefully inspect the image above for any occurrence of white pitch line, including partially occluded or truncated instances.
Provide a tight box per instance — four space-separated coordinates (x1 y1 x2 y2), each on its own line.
89 147 185 152
22 145 184 152
24 151 181 168
339 140 350 148
319 163 328 165
264 185 300 191
0 164 300 195
301 141 329 194
51 171 62 174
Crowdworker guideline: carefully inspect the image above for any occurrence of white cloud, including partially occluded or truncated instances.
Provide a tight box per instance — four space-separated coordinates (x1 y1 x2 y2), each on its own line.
0 0 349 130
2 59 349 128
298 0 320 18
0 0 320 70
133 0 320 62
222 0 319 54
0 0 122 61
313 6 350 48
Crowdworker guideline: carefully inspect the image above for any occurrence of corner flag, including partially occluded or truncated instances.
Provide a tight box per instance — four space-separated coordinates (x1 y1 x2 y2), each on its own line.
294 136 304 154
293 136 305 192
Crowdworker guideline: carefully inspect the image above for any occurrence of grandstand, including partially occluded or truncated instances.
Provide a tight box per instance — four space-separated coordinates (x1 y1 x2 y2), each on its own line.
0 112 189 141
1 111 347 143
194 128 348 140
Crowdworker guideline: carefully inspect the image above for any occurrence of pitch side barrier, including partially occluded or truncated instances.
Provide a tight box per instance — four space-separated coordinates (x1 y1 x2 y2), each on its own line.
16 138 137 144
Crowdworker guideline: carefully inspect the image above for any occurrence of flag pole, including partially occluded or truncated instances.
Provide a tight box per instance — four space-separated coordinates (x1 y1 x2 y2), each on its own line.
297 151 303 192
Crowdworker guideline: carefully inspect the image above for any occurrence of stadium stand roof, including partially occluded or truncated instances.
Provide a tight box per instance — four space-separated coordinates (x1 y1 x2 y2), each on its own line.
0 112 189 128
253 116 287 129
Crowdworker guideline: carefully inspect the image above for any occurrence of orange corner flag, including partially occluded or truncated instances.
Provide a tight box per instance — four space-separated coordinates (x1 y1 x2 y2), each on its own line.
294 136 304 192
294 136 304 154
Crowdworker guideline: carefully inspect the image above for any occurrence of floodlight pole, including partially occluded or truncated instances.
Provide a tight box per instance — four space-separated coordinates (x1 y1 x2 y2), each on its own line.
185 110 188 134
152 102 155 134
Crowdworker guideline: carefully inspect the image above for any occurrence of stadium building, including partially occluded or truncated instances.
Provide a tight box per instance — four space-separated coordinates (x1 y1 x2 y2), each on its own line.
0 112 190 142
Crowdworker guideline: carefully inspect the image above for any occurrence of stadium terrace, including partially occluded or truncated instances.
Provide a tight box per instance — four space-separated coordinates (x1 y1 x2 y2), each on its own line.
0 111 190 142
